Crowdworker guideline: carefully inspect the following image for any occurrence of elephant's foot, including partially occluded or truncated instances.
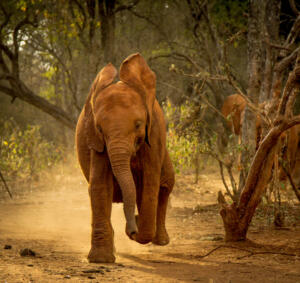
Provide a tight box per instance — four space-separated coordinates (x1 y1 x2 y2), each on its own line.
88 246 115 263
152 229 170 246
135 235 152 244
130 215 152 244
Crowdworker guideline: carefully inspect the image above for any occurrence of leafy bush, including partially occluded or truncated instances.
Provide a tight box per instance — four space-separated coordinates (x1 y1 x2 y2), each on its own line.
0 119 62 180
166 126 198 174
163 99 210 174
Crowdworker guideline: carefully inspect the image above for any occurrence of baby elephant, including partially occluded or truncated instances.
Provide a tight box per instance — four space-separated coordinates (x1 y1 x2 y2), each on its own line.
76 53 175 263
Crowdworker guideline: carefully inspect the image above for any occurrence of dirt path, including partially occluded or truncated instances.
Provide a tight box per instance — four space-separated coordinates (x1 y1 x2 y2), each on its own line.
0 166 300 282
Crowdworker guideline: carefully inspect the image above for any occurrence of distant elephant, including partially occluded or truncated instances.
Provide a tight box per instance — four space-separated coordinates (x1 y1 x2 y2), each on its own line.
221 94 300 185
221 93 261 148
75 53 175 263
221 93 246 136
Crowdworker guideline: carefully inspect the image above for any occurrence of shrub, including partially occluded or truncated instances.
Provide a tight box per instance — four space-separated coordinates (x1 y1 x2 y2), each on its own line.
0 118 62 180
163 99 210 174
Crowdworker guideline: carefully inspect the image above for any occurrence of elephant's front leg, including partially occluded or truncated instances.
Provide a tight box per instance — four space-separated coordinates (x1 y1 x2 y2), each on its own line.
153 151 175 246
88 150 115 263
133 163 160 244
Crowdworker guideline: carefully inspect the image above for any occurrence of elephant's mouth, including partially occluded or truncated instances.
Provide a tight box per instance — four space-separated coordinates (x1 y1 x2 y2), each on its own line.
133 136 144 155
135 136 143 148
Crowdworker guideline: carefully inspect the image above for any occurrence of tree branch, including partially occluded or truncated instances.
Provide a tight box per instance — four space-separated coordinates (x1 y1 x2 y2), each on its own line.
239 115 300 212
281 160 300 201
289 0 300 15
0 3 12 33
218 161 235 201
128 8 172 47
277 52 300 116
114 0 140 13
148 52 203 73
68 0 88 47
69 0 87 34
28 37 81 112
0 169 13 199
194 245 297 259
275 46 300 75
86 0 96 43
0 48 10 74
284 14 300 49
264 39 292 51
0 83 76 130
0 42 14 61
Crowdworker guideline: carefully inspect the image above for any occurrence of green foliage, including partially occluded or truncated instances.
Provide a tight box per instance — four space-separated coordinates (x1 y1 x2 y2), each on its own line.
0 119 62 180
166 126 198 174
211 0 248 36
164 99 209 174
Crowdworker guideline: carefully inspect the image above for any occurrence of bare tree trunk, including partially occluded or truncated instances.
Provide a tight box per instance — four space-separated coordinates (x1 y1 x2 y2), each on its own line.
220 116 300 241
219 51 300 241
99 0 116 65
238 0 265 193
260 0 281 102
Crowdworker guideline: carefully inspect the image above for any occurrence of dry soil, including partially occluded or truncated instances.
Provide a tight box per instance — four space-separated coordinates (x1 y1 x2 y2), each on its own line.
0 163 299 283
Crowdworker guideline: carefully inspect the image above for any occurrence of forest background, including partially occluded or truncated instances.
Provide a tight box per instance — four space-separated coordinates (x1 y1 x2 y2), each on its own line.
0 0 299 210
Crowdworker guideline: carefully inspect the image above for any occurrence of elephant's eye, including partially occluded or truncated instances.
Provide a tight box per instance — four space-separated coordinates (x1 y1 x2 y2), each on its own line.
135 120 142 130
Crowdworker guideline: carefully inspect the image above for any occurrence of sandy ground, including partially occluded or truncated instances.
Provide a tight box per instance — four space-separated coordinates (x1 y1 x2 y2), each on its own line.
0 163 300 283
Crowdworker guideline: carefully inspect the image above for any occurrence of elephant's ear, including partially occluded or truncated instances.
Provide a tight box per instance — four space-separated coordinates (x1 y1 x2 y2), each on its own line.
84 63 117 152
119 53 156 145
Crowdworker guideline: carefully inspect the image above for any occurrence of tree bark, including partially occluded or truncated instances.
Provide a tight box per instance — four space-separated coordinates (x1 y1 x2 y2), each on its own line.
238 0 265 192
220 116 300 241
99 0 116 65
0 169 12 199
220 50 300 241
260 0 281 102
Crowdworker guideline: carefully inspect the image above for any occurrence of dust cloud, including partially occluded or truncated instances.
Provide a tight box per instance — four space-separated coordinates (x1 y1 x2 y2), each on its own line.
0 159 150 260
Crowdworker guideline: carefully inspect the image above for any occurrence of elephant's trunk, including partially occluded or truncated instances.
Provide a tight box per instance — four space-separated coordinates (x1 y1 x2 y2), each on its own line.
107 142 138 238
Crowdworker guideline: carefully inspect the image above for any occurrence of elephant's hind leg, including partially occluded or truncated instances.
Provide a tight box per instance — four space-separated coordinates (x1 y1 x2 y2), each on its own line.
153 150 175 246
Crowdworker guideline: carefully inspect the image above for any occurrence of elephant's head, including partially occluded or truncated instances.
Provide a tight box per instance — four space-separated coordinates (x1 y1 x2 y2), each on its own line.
84 53 156 240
